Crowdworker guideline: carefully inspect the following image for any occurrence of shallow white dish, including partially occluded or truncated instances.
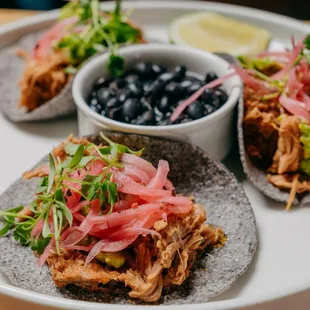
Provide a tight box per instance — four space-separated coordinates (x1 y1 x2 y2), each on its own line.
73 44 242 160
0 1 310 310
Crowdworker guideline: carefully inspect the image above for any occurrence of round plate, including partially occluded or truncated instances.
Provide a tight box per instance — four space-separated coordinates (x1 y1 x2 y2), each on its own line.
0 1 309 310
0 132 257 307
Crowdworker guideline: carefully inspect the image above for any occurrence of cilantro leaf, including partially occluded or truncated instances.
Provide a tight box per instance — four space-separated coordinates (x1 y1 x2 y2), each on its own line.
69 145 85 168
13 222 33 245
55 189 66 204
0 206 24 225
100 133 144 158
108 54 125 77
304 35 310 50
0 223 11 237
54 189 73 227
79 156 95 167
36 176 49 194
82 174 104 201
61 157 72 169
42 213 52 239
65 143 80 156
0 206 24 237
30 236 51 255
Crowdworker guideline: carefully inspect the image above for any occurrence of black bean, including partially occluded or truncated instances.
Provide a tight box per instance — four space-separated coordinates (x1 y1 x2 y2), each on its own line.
180 117 193 124
201 89 214 105
148 84 164 104
158 96 171 114
144 73 175 103
132 61 153 78
106 106 123 120
115 78 127 89
143 80 153 93
90 103 104 114
125 73 139 83
122 98 141 121
118 89 132 103
159 72 175 83
187 101 205 119
205 104 216 115
135 110 156 125
91 90 97 98
105 97 120 113
158 118 171 126
205 72 218 84
132 62 146 75
210 95 221 109
180 80 193 89
214 88 228 105
151 64 165 77
93 77 110 90
153 106 164 121
174 65 186 81
165 82 184 99
186 83 201 95
96 88 116 105
140 97 152 111
127 81 143 97
183 76 203 84
89 98 98 106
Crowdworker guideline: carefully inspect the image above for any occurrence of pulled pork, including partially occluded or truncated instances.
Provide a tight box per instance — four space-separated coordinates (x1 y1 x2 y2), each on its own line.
267 174 310 194
18 51 70 111
47 204 224 302
269 116 303 174
243 106 279 168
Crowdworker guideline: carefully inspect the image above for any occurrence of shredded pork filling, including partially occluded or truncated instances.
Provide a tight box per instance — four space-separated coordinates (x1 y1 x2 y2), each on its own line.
47 204 223 302
19 51 70 111
269 116 303 175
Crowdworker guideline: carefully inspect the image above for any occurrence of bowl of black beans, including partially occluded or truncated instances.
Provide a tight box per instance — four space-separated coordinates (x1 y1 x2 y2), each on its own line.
73 44 242 160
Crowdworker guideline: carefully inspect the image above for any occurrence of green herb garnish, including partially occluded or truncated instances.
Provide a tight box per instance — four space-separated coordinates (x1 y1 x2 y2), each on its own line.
56 0 142 77
304 35 310 50
0 133 145 257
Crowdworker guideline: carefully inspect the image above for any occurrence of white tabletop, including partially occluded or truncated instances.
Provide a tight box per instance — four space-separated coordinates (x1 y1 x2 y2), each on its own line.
0 111 309 309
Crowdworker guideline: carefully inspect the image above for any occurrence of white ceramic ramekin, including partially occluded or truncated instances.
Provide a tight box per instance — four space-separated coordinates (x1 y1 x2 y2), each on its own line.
73 44 242 160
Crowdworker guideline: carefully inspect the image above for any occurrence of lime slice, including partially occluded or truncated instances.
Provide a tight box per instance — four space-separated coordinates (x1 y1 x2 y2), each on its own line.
169 12 271 55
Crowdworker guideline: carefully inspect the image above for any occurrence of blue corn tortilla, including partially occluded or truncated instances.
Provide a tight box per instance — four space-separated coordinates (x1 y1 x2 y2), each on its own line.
0 133 257 304
0 30 76 122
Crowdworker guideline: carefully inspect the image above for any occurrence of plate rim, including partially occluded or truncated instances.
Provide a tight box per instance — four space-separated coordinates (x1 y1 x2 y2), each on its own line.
0 1 309 309
0 1 309 37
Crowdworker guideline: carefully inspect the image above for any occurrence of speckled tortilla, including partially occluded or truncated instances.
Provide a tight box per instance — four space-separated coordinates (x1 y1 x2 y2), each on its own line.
0 133 257 305
237 97 309 205
0 30 75 122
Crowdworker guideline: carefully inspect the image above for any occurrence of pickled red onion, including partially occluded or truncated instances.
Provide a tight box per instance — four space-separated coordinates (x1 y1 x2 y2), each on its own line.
170 71 237 122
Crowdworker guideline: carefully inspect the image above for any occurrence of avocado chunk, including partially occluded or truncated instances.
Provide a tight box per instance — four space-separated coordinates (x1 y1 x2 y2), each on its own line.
80 205 90 216
96 251 125 268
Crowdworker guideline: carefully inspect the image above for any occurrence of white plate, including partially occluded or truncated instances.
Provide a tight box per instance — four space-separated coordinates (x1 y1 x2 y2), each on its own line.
0 1 310 310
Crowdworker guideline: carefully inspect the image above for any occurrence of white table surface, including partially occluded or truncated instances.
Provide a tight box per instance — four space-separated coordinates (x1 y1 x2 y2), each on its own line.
0 111 309 310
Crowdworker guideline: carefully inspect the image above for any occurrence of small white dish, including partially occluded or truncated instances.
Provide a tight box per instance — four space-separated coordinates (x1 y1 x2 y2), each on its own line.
73 43 242 160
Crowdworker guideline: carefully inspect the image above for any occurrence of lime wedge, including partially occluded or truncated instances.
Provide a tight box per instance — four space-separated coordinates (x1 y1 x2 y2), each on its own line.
169 12 271 55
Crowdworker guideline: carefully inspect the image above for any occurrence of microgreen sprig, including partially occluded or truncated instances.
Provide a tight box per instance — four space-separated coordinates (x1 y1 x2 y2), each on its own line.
57 0 142 77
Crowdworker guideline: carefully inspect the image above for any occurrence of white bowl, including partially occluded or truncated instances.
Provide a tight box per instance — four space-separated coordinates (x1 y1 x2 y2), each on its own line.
73 44 242 160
